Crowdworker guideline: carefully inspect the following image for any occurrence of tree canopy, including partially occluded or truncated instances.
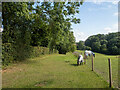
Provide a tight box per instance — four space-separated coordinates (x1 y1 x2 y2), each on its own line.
77 32 119 55
2 1 83 56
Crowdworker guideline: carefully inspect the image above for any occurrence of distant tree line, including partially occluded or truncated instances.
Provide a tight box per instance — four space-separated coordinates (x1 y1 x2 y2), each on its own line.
76 32 120 55
76 41 91 50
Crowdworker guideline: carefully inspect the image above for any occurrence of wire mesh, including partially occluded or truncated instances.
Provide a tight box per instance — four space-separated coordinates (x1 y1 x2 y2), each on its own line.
85 53 118 88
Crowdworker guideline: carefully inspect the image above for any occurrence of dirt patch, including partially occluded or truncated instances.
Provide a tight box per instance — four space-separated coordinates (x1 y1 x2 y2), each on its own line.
2 66 24 73
35 81 50 87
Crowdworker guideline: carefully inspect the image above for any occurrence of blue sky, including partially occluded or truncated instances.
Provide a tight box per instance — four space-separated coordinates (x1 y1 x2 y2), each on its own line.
0 1 118 37
71 1 118 42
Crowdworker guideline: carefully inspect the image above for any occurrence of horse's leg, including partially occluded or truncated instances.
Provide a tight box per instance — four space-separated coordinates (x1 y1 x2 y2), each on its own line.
77 60 79 66
80 61 82 65
86 56 88 59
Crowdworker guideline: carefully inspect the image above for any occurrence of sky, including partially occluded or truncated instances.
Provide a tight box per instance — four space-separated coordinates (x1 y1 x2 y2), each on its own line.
71 1 118 42
0 1 118 36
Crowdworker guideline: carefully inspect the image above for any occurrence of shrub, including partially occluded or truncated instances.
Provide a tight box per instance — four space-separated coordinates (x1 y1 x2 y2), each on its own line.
2 43 14 66
2 43 58 66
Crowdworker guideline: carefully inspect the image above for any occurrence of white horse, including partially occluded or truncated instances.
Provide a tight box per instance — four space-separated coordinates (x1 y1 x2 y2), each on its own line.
77 54 84 65
84 50 95 58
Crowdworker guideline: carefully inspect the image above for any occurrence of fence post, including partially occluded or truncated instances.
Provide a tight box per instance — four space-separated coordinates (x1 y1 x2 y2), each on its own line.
84 54 86 64
108 58 112 88
92 56 94 71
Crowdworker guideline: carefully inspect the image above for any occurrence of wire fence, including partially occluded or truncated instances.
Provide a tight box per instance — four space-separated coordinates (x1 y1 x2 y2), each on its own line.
74 50 118 88
85 53 118 88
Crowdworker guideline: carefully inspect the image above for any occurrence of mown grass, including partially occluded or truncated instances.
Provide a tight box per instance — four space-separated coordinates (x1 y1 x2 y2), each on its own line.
2 53 109 88
76 50 118 88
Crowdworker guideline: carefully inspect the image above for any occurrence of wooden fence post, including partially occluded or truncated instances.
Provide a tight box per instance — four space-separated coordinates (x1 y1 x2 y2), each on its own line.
92 56 94 71
84 54 86 64
108 58 112 88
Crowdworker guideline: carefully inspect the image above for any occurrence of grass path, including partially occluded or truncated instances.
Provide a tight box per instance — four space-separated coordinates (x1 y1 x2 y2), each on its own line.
2 53 109 88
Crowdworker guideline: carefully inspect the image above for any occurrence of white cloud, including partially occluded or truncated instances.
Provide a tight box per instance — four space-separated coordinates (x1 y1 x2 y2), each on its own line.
114 12 118 16
74 31 89 42
92 0 103 4
77 32 84 36
104 23 118 34
104 27 111 31
85 0 118 5
112 1 118 5
87 3 115 12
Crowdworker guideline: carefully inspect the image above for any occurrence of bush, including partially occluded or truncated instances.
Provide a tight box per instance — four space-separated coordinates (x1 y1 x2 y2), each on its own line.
73 52 79 57
85 46 91 50
53 49 59 54
2 43 14 66
2 43 58 66
30 46 58 57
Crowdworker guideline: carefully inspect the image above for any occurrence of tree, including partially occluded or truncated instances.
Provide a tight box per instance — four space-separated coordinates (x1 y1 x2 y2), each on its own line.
85 32 119 55
92 42 101 52
3 1 84 58
33 2 83 53
84 46 91 50
85 35 99 47
100 40 108 45
2 2 34 60
100 44 107 54
76 41 84 50
45 2 83 53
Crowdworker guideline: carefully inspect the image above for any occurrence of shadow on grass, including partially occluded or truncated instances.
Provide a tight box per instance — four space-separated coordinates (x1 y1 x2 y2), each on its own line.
65 61 70 63
70 64 78 66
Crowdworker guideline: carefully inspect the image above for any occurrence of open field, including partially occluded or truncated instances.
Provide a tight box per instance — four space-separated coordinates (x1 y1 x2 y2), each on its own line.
76 50 118 88
2 53 109 88
2 2 119 89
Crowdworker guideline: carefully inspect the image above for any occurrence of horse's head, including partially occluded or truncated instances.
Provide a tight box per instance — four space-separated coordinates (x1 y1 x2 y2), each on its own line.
93 53 95 57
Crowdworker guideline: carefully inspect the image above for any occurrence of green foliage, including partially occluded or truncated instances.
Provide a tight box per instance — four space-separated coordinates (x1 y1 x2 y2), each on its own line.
84 46 91 50
77 32 119 55
56 31 76 54
2 2 34 65
2 2 83 65
92 42 101 52
2 43 58 66
2 43 13 66
70 44 76 52
76 41 91 50
31 2 83 53
53 49 59 54
30 46 53 57
84 32 119 55
76 41 84 50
